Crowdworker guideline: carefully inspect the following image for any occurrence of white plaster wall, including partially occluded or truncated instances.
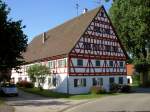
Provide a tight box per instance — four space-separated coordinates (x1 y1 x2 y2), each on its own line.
52 73 68 93
68 75 127 94
40 73 68 93
127 76 133 84
11 58 68 83
71 58 126 73
11 66 30 83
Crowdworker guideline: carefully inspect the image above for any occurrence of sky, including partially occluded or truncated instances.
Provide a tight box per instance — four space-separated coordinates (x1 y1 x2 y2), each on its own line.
5 0 112 42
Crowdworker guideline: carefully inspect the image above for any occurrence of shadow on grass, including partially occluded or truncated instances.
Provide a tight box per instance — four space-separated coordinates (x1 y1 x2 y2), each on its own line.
20 87 119 100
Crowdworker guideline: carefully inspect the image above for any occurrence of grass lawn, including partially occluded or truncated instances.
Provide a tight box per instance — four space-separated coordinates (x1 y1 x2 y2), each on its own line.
20 87 119 100
0 97 5 106
0 97 4 105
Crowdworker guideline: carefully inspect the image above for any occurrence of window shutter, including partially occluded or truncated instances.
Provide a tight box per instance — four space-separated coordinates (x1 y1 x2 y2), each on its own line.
83 79 86 87
74 79 78 87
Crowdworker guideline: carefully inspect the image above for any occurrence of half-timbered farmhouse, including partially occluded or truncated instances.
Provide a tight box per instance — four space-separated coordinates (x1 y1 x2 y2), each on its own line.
12 6 128 94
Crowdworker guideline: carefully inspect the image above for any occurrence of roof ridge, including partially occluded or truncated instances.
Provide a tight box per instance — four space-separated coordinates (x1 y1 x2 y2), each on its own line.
45 6 102 36
24 6 102 63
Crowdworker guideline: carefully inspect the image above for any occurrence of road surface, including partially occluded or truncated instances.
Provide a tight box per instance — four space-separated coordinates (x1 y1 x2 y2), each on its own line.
65 88 150 112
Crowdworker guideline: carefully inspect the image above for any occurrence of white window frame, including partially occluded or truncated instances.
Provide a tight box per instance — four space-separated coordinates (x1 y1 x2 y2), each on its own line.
48 61 55 68
58 59 66 68
74 78 86 87
92 78 103 86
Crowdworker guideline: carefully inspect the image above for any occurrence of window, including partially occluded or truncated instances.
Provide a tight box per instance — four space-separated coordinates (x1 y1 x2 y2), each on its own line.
105 45 111 52
112 46 118 52
98 78 103 86
120 61 124 68
109 77 114 84
94 26 100 32
93 44 100 51
58 59 66 67
92 78 97 86
25 66 29 72
109 61 113 67
84 42 91 50
48 78 51 85
94 26 104 33
18 77 22 82
95 60 101 66
101 11 104 17
119 77 123 84
105 29 110 34
51 75 60 87
92 78 103 86
74 78 86 87
48 61 55 68
77 59 83 66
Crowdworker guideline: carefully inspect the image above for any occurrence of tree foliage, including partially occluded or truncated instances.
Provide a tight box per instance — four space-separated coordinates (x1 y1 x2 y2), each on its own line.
109 0 150 86
0 0 27 81
109 0 150 63
27 64 50 89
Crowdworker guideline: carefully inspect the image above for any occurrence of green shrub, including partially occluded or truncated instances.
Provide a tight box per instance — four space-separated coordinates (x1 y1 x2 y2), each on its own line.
17 81 34 88
110 83 121 93
90 86 106 94
121 85 131 93
110 83 131 93
132 74 140 86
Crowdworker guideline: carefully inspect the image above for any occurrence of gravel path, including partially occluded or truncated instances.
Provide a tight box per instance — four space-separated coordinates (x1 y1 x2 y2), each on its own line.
4 90 88 112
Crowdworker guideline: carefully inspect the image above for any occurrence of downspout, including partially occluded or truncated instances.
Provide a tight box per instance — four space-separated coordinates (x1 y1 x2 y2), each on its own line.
67 55 70 94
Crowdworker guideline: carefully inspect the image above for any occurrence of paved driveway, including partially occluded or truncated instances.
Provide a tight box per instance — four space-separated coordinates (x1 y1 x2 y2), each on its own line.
4 90 87 112
65 88 150 112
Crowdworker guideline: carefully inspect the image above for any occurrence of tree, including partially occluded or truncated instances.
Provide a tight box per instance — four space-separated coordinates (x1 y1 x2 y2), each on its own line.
0 0 27 82
109 0 150 86
27 64 50 90
109 0 150 62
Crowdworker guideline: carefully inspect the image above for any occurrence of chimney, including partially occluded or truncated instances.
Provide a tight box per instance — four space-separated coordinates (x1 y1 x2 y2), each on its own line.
82 8 88 14
42 32 46 44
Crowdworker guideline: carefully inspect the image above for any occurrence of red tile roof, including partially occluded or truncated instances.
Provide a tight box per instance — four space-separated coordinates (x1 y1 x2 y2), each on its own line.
23 7 101 63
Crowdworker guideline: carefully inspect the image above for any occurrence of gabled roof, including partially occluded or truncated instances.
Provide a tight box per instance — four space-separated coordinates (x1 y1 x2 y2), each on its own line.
23 7 101 63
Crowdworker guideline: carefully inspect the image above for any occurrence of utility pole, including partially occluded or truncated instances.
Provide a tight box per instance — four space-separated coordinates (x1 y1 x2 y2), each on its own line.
75 0 80 16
